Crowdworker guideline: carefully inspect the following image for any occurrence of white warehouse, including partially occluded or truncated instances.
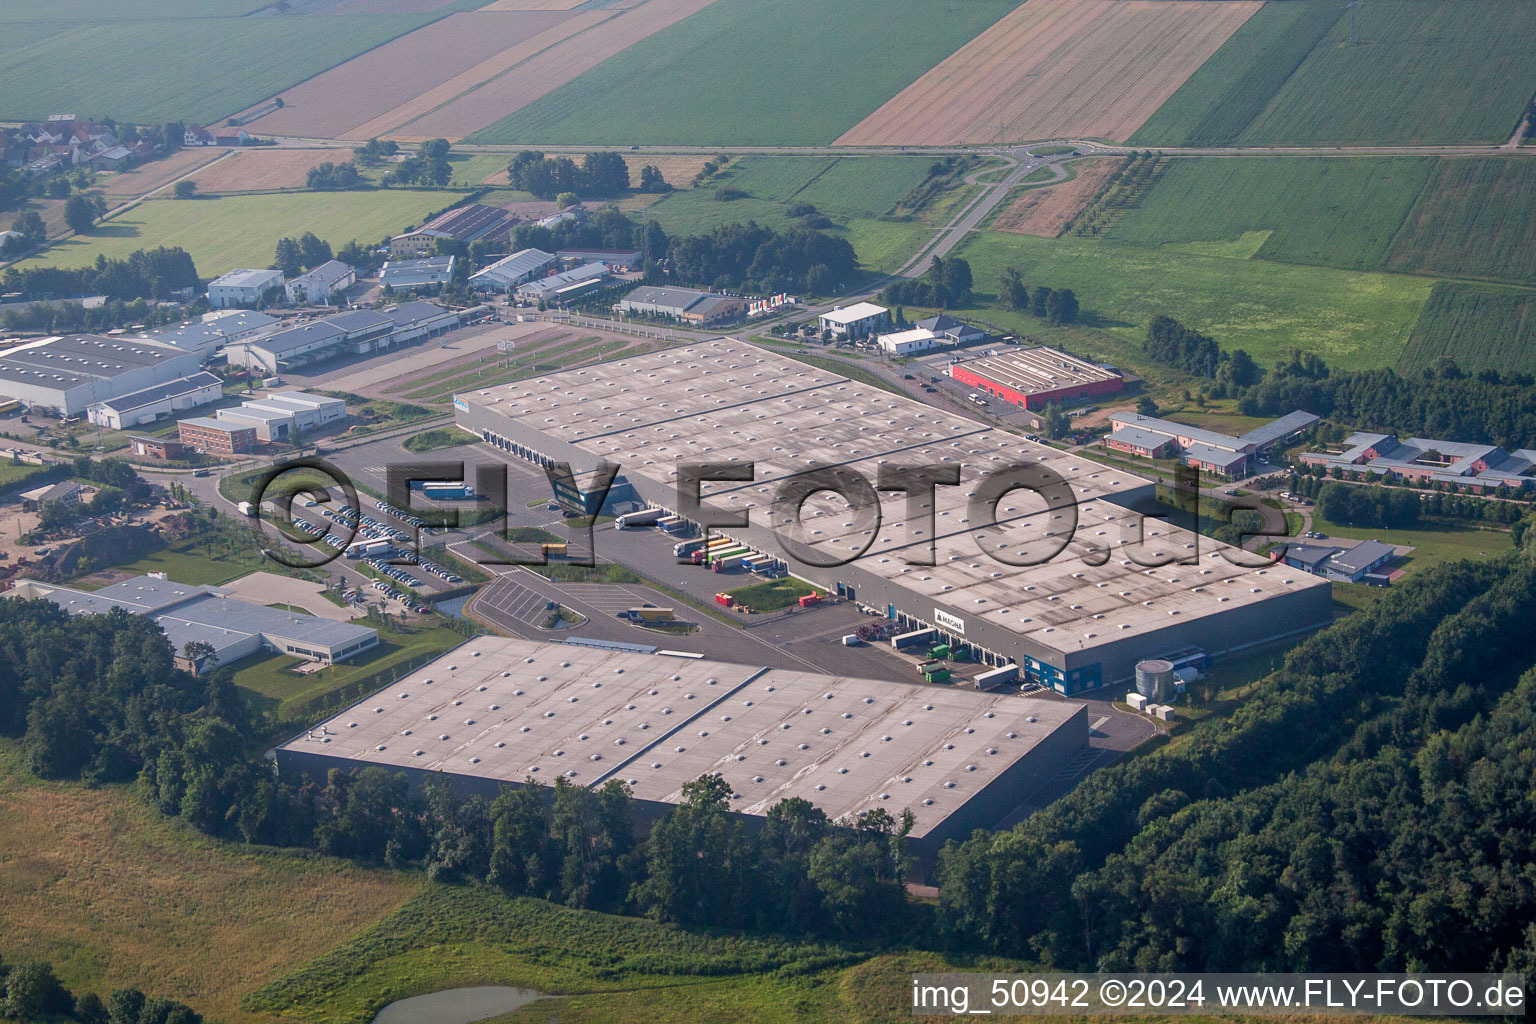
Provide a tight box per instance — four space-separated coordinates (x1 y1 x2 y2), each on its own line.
207 268 283 309
0 334 203 416
86 371 224 430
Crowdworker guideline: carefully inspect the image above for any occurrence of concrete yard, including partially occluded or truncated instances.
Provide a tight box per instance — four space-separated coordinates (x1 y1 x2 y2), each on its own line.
221 570 364 621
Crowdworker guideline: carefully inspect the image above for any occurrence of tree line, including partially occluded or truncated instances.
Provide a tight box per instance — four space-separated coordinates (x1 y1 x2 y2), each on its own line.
933 552 1536 977
2 598 918 946
507 151 633 201
1 247 199 303
0 954 201 1024
881 256 973 310
999 267 1079 324
1314 480 1421 530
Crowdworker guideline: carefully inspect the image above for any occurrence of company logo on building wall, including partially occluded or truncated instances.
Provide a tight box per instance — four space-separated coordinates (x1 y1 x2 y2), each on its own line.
934 608 966 635
452 397 469 412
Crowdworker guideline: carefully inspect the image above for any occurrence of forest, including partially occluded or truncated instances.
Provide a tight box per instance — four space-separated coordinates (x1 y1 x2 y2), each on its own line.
935 549 1536 975
0 246 199 303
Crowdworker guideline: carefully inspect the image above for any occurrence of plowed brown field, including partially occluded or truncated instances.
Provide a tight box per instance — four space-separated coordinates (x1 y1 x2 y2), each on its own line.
993 157 1125 236
240 11 583 140
836 0 1261 146
100 148 225 196
391 0 721 142
185 148 355 192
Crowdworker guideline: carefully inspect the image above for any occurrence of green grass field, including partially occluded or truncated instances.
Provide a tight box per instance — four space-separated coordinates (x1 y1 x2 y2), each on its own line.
1310 514 1512 576
1132 0 1536 146
641 155 939 272
3 0 267 19
0 743 423 1024
1385 157 1536 284
725 577 818 612
1105 158 1437 272
24 190 459 276
0 15 432 123
1396 282 1536 375
468 0 1017 146
402 426 480 453
955 231 1434 370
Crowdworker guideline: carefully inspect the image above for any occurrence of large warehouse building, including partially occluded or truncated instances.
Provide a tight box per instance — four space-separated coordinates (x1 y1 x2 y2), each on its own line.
276 636 1088 857
0 334 203 416
453 338 1332 692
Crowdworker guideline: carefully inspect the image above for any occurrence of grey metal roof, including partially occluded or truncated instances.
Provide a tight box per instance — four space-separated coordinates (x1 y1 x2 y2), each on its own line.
287 260 354 290
179 415 246 432
1238 410 1319 448
93 371 222 414
386 300 456 327
1105 426 1172 450
1110 413 1249 453
209 268 282 288
323 309 393 334
249 320 346 355
621 285 711 311
1281 543 1338 568
1182 442 1249 468
1327 540 1397 574
469 248 555 287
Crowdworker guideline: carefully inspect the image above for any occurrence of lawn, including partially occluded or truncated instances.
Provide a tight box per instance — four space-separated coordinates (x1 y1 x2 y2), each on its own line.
1397 282 1536 376
0 743 423 1024
467 0 1019 146
24 190 462 276
725 577 818 612
1132 0 1536 146
1105 157 1438 273
954 230 1434 371
0 15 433 123
402 426 480 453
1386 157 1536 285
230 619 466 721
1310 513 1513 576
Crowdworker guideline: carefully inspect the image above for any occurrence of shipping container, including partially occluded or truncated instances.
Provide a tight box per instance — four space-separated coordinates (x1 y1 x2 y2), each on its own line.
891 627 936 650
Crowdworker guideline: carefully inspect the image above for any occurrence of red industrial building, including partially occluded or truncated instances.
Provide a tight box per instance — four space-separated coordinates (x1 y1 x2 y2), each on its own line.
949 347 1123 410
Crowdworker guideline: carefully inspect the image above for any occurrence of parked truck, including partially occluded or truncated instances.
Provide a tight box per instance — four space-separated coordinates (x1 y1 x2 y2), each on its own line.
614 508 664 529
673 538 707 558
237 501 257 517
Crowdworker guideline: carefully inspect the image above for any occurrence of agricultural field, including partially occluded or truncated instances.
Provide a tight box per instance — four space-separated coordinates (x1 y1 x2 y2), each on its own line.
0 15 434 123
1397 283 1536 376
20 190 457 276
993 158 1126 237
1134 0 1536 146
98 148 227 197
1105 157 1438 271
182 148 364 192
1385 157 1536 285
235 11 583 139
0 744 423 1024
393 0 718 142
836 0 1261 146
469 0 1019 146
956 230 1435 370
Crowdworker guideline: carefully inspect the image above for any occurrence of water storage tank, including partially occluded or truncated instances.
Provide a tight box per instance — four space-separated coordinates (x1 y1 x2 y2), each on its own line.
1135 659 1175 701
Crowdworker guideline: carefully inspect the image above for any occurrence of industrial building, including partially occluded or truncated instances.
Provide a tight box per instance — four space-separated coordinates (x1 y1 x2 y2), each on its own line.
1277 539 1397 584
1105 411 1319 478
876 327 945 357
389 205 511 259
453 338 1333 692
275 636 1088 857
951 348 1123 411
916 314 985 346
86 370 223 430
516 262 610 304
226 303 462 375
177 415 256 453
133 310 280 358
468 249 557 293
284 260 356 305
380 256 456 291
129 436 186 460
557 248 642 271
208 390 346 442
10 575 378 672
207 268 283 308
818 302 888 338
1298 432 1536 491
0 334 202 416
617 286 744 325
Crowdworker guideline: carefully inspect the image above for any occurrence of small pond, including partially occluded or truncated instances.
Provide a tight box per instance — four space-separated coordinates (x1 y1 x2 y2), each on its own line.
372 986 545 1024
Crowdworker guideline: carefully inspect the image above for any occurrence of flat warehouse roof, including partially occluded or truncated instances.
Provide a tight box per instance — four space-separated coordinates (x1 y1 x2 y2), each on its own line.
957 347 1120 395
280 636 1085 839
457 338 1330 662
